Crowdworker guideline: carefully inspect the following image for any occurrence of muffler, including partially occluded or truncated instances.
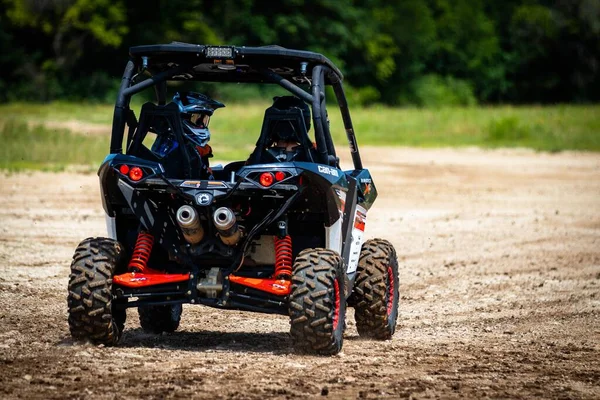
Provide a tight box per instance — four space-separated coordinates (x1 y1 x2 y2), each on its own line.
213 207 241 245
176 205 204 244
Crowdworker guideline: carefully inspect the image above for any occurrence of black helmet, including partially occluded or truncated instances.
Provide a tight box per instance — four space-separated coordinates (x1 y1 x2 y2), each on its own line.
173 92 225 147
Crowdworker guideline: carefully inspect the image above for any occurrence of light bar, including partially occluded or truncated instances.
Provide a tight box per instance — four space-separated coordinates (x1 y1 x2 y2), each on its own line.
205 46 234 59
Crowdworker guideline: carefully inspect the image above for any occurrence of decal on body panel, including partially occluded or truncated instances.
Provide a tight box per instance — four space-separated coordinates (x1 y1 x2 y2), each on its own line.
318 165 339 177
346 204 367 274
334 188 346 218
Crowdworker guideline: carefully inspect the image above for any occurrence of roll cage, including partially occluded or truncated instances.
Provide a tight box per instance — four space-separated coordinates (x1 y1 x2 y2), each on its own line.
110 43 363 170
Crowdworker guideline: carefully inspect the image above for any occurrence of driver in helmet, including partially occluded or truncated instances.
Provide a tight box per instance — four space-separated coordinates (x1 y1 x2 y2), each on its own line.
173 91 225 178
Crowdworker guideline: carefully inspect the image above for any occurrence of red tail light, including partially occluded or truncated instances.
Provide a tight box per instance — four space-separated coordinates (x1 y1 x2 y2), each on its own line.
119 165 130 175
129 167 144 181
274 171 286 181
259 172 274 187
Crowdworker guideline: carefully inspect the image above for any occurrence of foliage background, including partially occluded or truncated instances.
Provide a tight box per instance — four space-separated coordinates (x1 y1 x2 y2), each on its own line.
1 0 599 106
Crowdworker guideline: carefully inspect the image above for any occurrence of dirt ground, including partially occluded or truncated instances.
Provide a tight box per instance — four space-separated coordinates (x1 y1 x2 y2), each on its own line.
0 147 598 399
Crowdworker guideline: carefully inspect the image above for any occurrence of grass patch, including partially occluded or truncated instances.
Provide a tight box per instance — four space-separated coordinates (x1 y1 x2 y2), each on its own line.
0 101 117 125
0 102 598 171
338 104 600 151
0 120 108 171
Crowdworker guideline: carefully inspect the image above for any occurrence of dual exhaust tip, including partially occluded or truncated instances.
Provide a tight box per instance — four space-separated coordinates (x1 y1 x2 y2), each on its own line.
176 205 240 245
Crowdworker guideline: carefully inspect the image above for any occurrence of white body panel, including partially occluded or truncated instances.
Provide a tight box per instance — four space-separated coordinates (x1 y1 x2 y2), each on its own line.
105 214 117 240
325 218 343 255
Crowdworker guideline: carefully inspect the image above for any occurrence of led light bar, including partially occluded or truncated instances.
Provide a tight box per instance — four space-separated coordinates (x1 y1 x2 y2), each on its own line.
205 46 234 59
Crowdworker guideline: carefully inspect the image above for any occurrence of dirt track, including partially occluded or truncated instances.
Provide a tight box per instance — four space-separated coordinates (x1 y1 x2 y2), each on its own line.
0 147 599 399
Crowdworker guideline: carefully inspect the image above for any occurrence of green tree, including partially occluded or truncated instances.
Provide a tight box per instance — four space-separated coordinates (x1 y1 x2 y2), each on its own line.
364 0 438 104
428 0 503 102
507 0 600 102
1 0 129 100
0 0 598 104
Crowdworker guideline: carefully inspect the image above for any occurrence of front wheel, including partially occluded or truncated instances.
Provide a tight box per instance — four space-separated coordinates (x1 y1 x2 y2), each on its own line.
350 239 399 339
289 248 345 355
138 304 182 334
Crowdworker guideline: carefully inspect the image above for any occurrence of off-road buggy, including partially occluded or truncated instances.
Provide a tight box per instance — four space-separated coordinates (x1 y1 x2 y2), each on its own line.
67 43 399 355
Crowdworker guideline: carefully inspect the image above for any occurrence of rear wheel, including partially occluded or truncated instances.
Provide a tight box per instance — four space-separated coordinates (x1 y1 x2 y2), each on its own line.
350 239 399 339
67 237 126 345
138 304 182 334
289 248 345 355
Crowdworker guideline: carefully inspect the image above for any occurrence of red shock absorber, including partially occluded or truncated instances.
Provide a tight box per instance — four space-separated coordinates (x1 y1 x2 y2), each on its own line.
128 231 154 273
274 235 293 279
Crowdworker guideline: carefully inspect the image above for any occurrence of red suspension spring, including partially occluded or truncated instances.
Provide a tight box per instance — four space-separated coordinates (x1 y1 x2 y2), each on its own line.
128 231 154 273
274 235 293 279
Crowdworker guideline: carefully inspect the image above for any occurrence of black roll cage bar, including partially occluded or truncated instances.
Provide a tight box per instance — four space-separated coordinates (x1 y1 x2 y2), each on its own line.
110 59 363 170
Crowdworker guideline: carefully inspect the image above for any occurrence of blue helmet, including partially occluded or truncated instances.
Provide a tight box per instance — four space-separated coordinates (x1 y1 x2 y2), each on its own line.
173 92 225 147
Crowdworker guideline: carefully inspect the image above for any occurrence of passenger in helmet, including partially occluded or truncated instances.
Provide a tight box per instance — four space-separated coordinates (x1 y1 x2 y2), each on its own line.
173 91 225 178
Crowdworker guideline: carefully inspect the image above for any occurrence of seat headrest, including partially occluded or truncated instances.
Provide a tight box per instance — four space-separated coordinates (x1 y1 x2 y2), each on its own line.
269 96 311 132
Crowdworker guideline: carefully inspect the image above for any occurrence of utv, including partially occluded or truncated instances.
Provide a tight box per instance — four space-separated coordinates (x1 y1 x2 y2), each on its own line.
67 43 399 355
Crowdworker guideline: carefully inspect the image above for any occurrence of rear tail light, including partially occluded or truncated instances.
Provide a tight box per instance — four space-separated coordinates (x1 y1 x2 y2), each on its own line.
259 172 274 187
119 165 130 175
129 167 144 181
274 171 286 181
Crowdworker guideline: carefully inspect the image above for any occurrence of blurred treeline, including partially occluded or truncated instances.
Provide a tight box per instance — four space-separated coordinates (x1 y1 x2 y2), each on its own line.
1 0 598 106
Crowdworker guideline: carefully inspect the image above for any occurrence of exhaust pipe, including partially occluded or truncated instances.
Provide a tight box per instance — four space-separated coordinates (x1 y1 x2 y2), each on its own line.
176 205 204 244
213 207 241 245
